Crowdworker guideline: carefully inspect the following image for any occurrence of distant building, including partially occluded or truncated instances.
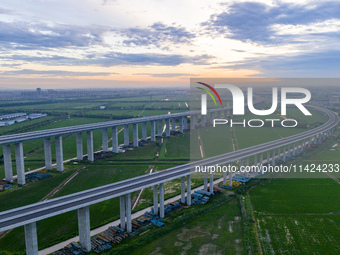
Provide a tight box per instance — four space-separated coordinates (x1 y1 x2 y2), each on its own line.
36 88 42 93
99 106 106 110
28 113 48 119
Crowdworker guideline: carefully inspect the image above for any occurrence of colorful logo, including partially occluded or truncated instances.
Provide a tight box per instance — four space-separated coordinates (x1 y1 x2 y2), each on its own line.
196 82 223 107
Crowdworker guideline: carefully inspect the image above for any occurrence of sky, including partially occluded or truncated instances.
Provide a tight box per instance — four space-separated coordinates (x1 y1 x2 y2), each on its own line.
0 0 340 89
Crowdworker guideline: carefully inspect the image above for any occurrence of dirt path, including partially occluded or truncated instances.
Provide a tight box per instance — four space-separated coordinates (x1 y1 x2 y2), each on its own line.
247 191 263 255
325 172 340 184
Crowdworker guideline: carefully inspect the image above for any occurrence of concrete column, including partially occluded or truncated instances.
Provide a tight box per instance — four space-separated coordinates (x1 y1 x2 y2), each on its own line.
157 120 163 136
223 168 227 184
201 115 206 127
133 123 139 147
187 175 191 205
44 138 52 170
293 143 296 155
224 110 228 118
210 112 214 125
179 117 184 133
278 147 281 161
124 124 129 146
254 154 258 166
229 164 233 186
86 131 94 162
142 122 147 141
209 172 214 193
165 119 171 137
102 128 109 152
246 157 249 166
171 118 176 131
313 135 317 145
308 137 312 147
260 153 263 174
150 121 156 141
112 126 118 153
126 193 132 233
55 136 64 172
15 142 25 185
272 149 275 166
218 111 222 119
266 151 270 165
76 133 83 160
183 117 188 130
24 222 38 255
153 185 158 216
283 146 286 161
204 171 208 191
159 183 165 218
78 206 91 252
3 144 13 182
119 195 125 230
191 115 196 130
181 176 185 203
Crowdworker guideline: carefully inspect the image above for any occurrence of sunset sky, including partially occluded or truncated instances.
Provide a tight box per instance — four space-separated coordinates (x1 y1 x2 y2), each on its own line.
0 0 340 89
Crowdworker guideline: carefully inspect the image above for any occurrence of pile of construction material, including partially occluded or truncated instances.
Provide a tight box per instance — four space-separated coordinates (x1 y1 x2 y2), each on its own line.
0 180 12 192
52 242 86 255
91 226 129 253
25 171 52 182
179 190 213 205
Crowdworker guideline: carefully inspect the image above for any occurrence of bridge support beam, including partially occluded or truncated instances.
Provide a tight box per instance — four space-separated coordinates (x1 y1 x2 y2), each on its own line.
15 142 25 185
224 110 228 119
159 183 165 218
218 111 222 119
254 154 258 166
112 127 118 153
187 175 191 206
102 128 109 152
86 131 94 161
283 146 286 161
124 124 129 146
76 133 83 160
165 119 171 137
133 124 139 147
266 151 270 166
272 149 275 166
150 121 156 141
277 147 281 161
210 112 214 125
260 153 263 174
55 136 64 172
223 168 227 185
201 115 206 127
126 193 132 233
119 195 125 230
3 144 13 182
157 120 163 136
191 115 196 130
25 222 38 255
179 117 184 133
142 122 147 141
171 118 176 131
183 117 188 130
229 165 233 187
204 171 208 191
181 177 185 203
209 172 214 193
44 138 52 170
78 206 91 252
153 185 158 216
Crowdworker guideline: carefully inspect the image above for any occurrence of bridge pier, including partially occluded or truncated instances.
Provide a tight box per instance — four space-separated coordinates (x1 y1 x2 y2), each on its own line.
218 111 222 119
157 120 163 136
150 121 156 141
102 128 109 152
124 124 129 146
209 172 214 193
254 154 258 166
283 146 286 161
78 206 91 252
126 193 132 233
142 122 147 141
204 171 208 191
181 176 185 203
86 131 94 161
165 119 171 137
119 195 125 230
15 142 25 185
272 149 275 166
25 222 38 255
229 164 233 187
210 112 214 125
133 124 138 147
223 167 227 184
187 175 191 206
153 185 158 215
201 115 206 127
190 115 196 130
183 117 188 130
159 183 165 218
3 144 13 182
277 147 281 161
260 153 263 174
171 118 176 131
224 110 228 118
44 138 52 170
266 151 270 166
179 117 184 133
112 127 118 153
76 133 83 160
55 136 64 172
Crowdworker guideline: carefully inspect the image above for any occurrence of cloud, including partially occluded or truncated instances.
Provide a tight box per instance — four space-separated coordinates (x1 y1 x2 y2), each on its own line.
2 52 213 67
134 73 194 78
203 1 340 44
0 69 116 77
121 22 196 47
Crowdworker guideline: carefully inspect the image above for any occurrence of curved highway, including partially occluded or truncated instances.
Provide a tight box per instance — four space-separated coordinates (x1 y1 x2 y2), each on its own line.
0 105 338 232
